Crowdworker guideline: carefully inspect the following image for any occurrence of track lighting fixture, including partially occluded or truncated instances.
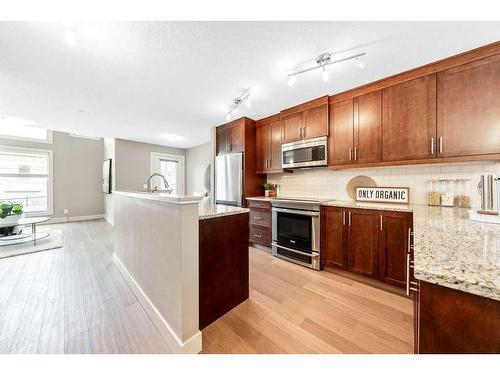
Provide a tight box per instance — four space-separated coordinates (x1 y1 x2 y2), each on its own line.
287 51 366 85
225 89 251 120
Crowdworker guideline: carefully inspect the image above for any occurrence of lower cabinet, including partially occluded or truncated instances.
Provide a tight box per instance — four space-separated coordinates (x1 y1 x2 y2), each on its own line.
247 199 272 247
321 206 412 289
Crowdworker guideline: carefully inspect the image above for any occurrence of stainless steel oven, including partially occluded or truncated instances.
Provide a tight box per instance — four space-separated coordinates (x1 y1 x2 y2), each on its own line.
271 198 324 270
282 136 327 169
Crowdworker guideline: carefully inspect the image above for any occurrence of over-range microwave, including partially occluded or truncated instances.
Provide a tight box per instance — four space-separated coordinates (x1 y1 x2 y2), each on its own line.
282 136 327 169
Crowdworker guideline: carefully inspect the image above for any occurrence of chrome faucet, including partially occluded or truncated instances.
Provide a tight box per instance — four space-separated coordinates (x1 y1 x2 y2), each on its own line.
146 173 169 192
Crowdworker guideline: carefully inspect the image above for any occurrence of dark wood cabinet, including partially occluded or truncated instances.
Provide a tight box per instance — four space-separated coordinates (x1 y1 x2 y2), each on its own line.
247 199 272 247
382 75 437 162
322 206 413 289
321 206 348 270
281 112 303 143
354 90 382 163
256 114 282 174
347 209 379 279
437 53 500 158
303 104 328 140
329 99 354 165
329 91 381 166
281 96 328 144
215 117 266 204
378 211 411 288
415 281 500 353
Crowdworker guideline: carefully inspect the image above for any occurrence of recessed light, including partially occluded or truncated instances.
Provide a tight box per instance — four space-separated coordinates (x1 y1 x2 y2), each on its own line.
163 134 183 142
64 29 77 47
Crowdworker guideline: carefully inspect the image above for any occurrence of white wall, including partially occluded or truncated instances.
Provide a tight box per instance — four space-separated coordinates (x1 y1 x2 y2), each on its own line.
114 139 185 191
0 131 104 219
267 161 500 208
185 142 211 196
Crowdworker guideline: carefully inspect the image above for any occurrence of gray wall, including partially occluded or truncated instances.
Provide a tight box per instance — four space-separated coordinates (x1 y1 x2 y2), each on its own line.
0 131 104 218
185 142 211 195
114 139 186 191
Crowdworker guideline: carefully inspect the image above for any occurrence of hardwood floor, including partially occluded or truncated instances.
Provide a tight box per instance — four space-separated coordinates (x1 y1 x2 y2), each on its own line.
0 220 413 354
0 220 171 354
202 246 414 354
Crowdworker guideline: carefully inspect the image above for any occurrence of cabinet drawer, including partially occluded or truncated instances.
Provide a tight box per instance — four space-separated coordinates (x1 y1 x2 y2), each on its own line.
249 224 271 246
247 199 272 209
250 208 271 227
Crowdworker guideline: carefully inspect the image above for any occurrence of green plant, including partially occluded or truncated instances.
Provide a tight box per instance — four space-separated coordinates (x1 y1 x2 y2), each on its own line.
0 202 24 219
263 183 273 191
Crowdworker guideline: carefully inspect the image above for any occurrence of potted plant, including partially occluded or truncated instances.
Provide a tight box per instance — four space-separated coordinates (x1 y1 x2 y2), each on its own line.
263 183 273 197
0 202 24 237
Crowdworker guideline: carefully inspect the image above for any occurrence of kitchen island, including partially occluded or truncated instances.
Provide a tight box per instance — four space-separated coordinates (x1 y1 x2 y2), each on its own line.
112 191 249 353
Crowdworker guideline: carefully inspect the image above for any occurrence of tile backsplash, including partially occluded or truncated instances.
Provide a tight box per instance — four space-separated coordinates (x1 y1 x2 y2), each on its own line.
267 161 500 208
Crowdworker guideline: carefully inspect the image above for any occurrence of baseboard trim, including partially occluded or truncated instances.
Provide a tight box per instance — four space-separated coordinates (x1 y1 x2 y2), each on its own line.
44 214 105 224
112 253 202 354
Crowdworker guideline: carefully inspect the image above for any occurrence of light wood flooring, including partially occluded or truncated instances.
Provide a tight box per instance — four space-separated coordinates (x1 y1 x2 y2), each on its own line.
202 247 414 354
0 220 413 354
0 220 171 354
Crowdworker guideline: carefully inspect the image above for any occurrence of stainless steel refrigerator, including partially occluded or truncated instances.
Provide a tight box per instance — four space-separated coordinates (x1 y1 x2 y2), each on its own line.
215 152 243 206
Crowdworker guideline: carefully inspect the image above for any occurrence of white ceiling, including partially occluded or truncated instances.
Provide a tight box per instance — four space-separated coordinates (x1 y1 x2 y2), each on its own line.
0 21 499 148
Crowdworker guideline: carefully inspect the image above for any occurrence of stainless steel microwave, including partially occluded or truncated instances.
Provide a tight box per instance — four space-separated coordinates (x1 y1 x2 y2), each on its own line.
282 136 327 169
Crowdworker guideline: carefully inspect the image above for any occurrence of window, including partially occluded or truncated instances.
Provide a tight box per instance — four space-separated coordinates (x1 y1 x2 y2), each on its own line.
0 116 52 143
0 147 53 215
151 153 185 195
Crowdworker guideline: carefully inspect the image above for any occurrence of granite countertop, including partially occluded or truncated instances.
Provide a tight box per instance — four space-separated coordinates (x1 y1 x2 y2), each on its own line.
113 190 203 205
246 196 275 202
323 200 500 301
199 198 249 220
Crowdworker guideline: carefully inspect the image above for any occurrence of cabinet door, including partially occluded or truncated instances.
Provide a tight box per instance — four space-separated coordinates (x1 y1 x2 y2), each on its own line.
255 124 269 173
269 120 282 171
303 104 328 139
437 54 500 157
229 122 245 152
382 75 437 161
216 126 228 155
378 211 410 288
347 209 379 279
354 91 382 163
328 99 354 165
321 206 348 270
281 112 303 143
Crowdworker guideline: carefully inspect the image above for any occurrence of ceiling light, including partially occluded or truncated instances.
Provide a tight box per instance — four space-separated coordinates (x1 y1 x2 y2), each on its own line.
225 89 251 120
356 57 365 69
287 75 297 87
287 51 366 84
322 66 329 82
64 29 77 47
163 134 183 142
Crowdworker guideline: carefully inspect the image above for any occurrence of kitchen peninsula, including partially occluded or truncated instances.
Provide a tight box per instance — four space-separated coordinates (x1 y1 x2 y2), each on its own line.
112 191 249 354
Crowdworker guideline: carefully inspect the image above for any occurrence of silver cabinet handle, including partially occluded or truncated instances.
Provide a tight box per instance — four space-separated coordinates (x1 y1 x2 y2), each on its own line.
254 217 262 220
354 147 357 161
438 136 443 154
342 211 346 226
349 148 352 161
407 227 412 254
348 211 352 226
379 214 383 231
253 234 262 238
406 252 411 296
268 158 271 169
430 137 434 154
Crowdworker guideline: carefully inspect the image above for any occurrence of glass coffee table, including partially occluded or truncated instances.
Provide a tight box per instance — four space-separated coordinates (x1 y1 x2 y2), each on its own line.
0 217 51 246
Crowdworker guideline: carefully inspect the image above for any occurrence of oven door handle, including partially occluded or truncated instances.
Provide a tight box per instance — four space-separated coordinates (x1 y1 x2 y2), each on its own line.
271 207 320 217
273 243 319 258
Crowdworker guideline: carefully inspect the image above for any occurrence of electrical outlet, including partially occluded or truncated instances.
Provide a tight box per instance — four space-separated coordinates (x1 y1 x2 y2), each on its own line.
63 209 69 215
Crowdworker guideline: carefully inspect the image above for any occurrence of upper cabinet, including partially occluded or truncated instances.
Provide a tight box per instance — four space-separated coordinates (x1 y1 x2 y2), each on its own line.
328 91 382 166
382 75 437 162
437 54 500 158
216 119 245 154
281 96 329 143
255 114 282 174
